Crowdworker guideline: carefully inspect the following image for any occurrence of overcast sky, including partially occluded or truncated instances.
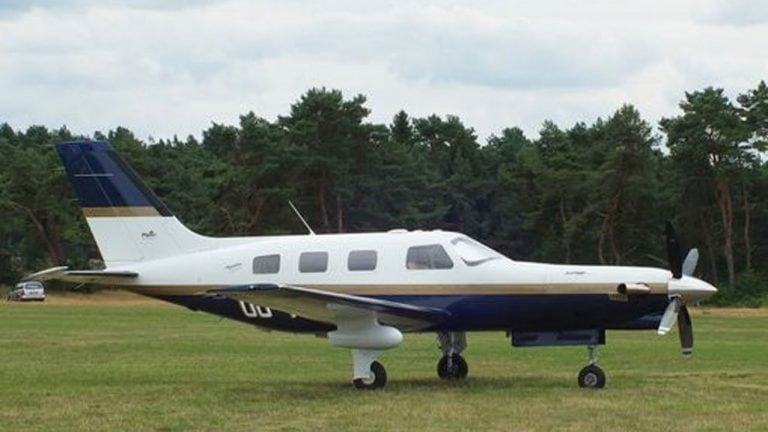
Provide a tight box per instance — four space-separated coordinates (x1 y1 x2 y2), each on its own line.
1 0 767 142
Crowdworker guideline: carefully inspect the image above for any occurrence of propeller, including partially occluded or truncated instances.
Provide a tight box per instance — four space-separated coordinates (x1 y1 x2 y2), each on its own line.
681 249 699 278
658 222 698 358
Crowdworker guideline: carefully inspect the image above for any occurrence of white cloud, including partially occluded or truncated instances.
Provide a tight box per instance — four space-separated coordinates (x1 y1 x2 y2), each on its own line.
695 0 768 26
0 0 766 142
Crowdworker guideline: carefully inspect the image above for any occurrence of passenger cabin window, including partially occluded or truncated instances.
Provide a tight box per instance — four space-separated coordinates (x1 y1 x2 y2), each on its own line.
299 251 329 273
406 244 453 270
253 254 280 274
348 250 377 271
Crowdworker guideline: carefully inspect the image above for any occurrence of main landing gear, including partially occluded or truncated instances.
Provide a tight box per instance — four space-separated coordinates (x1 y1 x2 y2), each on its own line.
346 328 606 389
353 361 387 389
436 331 469 380
577 345 606 389
332 311 402 390
351 349 388 390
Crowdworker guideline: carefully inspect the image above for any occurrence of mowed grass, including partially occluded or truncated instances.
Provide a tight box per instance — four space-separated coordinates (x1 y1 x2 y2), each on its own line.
1 299 767 432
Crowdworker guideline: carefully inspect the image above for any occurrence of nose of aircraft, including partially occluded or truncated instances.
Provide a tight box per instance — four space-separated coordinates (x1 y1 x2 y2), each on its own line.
668 275 718 302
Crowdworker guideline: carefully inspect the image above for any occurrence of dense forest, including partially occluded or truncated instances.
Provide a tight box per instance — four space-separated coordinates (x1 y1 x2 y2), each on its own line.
2 83 767 305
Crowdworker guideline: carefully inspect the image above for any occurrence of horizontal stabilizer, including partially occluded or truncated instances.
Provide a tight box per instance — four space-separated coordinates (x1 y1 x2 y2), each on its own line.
24 266 138 284
210 284 448 331
23 266 70 281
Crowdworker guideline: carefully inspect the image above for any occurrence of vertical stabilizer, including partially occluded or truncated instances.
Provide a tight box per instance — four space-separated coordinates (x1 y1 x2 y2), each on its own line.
57 141 222 265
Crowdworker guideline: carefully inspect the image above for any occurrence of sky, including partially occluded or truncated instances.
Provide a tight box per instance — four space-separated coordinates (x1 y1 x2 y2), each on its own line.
1 0 767 142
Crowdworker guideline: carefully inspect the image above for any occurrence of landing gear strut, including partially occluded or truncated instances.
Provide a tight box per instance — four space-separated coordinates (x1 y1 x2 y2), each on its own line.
577 345 606 389
436 331 468 380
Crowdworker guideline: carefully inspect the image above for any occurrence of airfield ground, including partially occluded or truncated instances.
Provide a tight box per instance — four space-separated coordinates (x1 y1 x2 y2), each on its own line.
1 292 767 431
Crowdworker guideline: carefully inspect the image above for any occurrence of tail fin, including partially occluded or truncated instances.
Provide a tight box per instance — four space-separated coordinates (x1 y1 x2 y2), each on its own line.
57 141 225 265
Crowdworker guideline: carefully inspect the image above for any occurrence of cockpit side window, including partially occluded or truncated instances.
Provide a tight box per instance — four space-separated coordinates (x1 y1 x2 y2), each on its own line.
406 244 454 270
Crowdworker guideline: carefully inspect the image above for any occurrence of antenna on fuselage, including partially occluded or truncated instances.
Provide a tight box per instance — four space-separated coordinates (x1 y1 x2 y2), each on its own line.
288 200 315 236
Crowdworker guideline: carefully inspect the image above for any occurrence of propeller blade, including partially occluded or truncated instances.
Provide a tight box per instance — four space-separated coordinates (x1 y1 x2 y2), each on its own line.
678 305 693 358
682 248 699 277
657 297 681 335
665 222 682 279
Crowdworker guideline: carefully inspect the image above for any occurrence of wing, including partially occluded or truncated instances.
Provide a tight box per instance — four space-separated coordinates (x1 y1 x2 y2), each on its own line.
210 284 449 331
24 266 139 284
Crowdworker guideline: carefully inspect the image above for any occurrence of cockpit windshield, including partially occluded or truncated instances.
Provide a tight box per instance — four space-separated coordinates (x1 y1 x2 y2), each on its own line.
450 237 499 267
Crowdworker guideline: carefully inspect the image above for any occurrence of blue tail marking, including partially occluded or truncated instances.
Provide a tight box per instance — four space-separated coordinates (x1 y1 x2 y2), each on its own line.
56 141 173 216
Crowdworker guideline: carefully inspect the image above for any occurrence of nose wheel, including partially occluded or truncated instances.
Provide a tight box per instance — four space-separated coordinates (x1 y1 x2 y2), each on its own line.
578 364 606 388
577 345 606 388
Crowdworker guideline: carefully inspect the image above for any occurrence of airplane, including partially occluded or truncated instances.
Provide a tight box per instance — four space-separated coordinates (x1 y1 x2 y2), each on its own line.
27 140 718 390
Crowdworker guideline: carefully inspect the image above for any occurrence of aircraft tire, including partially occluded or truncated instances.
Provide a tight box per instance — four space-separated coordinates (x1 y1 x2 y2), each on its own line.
353 361 387 390
577 364 606 389
437 354 468 380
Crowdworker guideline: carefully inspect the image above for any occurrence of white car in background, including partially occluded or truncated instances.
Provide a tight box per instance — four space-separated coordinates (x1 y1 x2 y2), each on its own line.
7 281 46 301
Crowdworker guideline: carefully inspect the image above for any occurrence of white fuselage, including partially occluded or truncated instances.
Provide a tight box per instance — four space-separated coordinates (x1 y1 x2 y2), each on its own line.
104 229 688 299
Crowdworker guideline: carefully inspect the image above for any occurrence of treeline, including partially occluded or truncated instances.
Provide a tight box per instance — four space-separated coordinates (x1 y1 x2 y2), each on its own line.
1 84 767 304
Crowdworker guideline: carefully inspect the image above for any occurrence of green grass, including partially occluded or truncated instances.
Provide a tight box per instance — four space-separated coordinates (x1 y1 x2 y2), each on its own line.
1 302 767 431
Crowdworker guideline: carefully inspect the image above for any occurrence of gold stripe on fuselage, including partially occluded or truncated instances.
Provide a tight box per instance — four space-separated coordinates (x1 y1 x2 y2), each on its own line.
127 283 668 297
82 206 160 217
308 283 668 296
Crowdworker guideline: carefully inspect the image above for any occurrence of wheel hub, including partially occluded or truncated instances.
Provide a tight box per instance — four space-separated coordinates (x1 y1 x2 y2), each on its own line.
583 372 598 387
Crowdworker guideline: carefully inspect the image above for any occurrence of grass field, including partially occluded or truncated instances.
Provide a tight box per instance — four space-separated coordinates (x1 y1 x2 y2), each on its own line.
1 294 767 432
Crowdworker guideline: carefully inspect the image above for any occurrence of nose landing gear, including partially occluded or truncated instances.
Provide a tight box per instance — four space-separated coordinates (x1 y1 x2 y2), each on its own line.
577 345 606 388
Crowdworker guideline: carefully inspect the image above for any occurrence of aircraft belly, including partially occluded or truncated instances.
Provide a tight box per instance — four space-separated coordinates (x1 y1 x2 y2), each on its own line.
151 292 668 334
376 294 669 332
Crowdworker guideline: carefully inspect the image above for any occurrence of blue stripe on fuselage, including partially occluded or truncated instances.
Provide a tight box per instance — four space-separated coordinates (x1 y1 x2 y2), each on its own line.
152 293 667 333
56 141 173 215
